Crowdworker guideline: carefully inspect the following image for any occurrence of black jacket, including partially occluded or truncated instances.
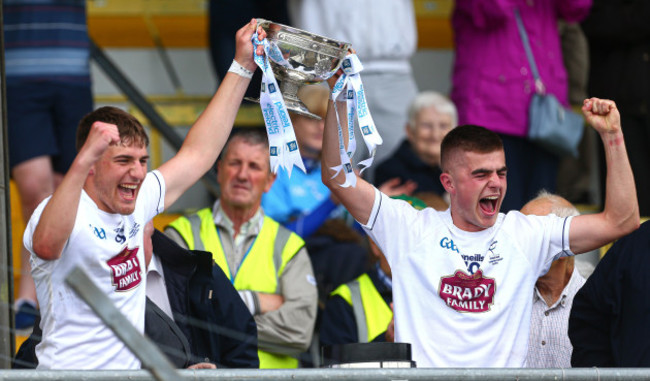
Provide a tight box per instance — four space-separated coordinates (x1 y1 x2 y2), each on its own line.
569 221 650 367
582 0 650 117
151 229 259 368
373 140 445 196
13 229 259 369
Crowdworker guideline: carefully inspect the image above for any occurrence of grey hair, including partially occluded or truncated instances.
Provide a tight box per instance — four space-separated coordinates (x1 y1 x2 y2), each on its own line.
531 190 580 218
407 91 458 131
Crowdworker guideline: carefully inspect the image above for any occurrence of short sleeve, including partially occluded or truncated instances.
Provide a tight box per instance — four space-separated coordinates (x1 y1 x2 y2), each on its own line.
139 170 166 223
515 213 574 277
361 188 428 266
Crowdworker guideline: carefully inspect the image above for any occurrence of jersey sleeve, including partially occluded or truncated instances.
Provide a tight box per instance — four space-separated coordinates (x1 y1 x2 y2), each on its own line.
360 188 427 266
139 170 166 223
23 196 49 255
514 212 574 277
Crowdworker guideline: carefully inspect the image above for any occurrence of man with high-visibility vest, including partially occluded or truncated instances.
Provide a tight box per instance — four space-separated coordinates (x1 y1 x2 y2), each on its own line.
165 129 318 369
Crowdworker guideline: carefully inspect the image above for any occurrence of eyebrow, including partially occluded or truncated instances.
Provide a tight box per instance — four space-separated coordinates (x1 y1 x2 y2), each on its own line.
471 166 507 176
114 154 150 161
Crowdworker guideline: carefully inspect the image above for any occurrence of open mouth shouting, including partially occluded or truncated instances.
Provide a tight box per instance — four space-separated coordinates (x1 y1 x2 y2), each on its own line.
119 183 139 201
479 195 499 216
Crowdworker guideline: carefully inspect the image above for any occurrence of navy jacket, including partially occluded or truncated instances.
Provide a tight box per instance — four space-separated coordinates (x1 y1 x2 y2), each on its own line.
569 221 650 367
373 139 445 195
151 229 259 368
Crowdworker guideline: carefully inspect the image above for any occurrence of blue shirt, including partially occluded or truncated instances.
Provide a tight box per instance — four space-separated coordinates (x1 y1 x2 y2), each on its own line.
262 162 339 237
3 0 90 85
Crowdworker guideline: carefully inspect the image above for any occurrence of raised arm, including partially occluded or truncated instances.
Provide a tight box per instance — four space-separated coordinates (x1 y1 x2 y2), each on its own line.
569 98 640 254
158 19 265 208
321 77 376 225
32 122 121 260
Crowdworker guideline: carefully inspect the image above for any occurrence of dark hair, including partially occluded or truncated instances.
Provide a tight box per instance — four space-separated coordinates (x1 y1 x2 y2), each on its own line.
440 124 503 171
76 106 149 152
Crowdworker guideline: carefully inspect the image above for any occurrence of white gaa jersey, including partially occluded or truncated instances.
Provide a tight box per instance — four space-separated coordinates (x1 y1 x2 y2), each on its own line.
25 171 165 369
362 189 573 368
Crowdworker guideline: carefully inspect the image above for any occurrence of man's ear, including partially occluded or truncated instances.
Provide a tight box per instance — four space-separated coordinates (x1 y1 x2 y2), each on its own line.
440 172 454 194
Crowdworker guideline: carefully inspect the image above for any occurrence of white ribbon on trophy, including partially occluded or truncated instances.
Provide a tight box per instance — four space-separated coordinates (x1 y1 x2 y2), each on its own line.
252 31 305 176
330 54 383 187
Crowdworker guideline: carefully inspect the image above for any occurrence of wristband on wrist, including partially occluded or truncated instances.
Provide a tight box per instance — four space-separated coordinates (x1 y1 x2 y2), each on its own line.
228 59 254 79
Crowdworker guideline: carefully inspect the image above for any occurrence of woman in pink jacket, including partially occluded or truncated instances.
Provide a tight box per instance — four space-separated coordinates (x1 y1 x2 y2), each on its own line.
451 0 591 211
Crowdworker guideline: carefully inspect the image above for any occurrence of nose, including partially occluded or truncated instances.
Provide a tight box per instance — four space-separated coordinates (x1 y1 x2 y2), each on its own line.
235 164 249 180
487 171 501 187
130 161 146 180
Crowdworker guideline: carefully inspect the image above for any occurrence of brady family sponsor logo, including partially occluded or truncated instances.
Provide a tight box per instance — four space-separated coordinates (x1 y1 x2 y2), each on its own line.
439 269 496 313
107 247 142 292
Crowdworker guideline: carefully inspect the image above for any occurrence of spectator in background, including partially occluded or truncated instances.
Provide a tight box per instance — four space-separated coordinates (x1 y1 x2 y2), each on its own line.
165 129 318 369
3 0 94 329
582 0 650 217
450 0 592 212
570 220 650 367
374 91 457 201
522 191 585 368
288 0 419 182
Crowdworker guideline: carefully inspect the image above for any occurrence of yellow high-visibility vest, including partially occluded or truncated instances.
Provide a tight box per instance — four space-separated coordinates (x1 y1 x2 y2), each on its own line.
330 273 392 343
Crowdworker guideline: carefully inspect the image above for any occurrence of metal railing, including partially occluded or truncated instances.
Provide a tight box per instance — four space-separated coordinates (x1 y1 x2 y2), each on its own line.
0 368 649 380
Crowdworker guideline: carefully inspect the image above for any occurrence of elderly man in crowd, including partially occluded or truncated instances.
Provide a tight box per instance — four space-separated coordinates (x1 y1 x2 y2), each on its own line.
522 191 586 368
166 128 318 369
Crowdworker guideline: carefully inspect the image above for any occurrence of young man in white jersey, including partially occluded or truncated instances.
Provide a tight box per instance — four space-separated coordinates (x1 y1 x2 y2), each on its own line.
22 19 267 370
321 78 639 366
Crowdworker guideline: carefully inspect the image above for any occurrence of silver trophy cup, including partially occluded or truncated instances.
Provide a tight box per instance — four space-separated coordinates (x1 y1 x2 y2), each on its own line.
247 19 351 119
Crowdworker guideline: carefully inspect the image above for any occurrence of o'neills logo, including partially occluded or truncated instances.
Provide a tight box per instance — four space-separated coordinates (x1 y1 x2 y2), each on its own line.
107 247 142 292
439 269 496 313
